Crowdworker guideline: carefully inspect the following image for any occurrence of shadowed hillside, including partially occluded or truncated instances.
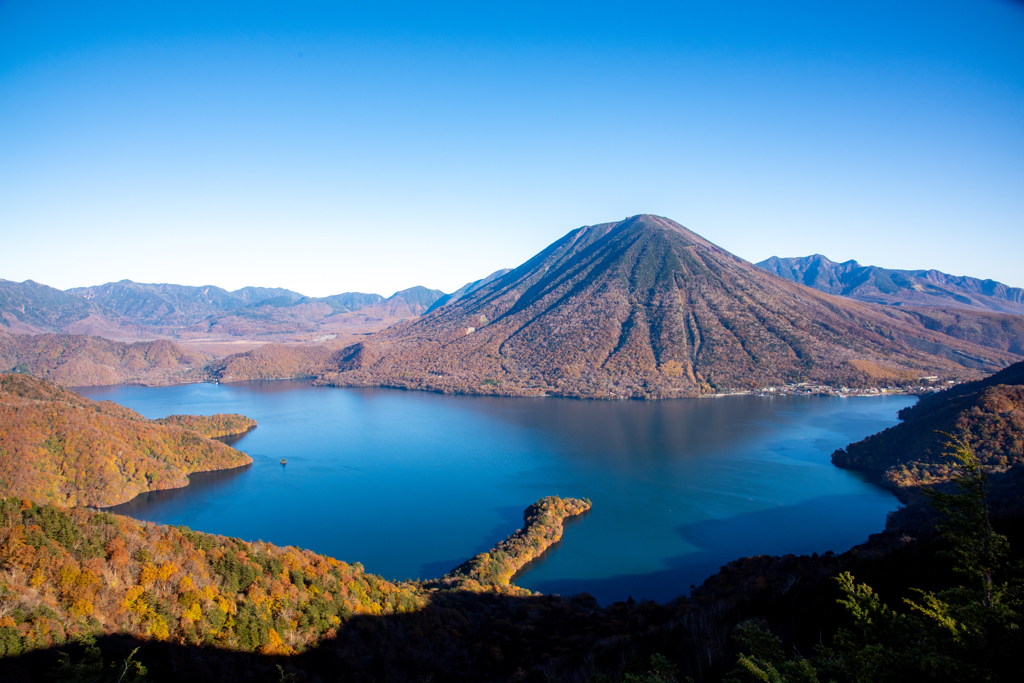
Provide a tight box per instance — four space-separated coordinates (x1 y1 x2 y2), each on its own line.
319 215 1021 399
833 360 1024 490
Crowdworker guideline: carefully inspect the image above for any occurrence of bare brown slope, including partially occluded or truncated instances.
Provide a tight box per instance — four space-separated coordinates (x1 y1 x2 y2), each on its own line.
0 374 253 507
0 329 209 386
319 215 1021 398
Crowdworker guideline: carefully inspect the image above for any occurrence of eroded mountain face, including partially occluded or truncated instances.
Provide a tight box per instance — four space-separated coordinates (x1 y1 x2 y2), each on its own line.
319 215 1021 398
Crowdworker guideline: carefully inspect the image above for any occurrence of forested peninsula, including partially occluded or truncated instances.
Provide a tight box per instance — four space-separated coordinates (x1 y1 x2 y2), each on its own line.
833 360 1024 491
428 496 592 593
0 374 254 507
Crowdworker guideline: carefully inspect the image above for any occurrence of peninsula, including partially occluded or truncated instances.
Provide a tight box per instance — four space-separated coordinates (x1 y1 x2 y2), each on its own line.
0 374 255 507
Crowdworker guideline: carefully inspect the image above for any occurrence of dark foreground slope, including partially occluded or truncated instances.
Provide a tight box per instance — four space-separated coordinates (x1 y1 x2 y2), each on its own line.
833 360 1024 490
2 474 1021 683
320 215 1020 398
0 374 253 507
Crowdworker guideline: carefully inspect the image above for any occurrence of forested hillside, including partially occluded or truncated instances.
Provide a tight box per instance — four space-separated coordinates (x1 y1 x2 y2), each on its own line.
205 344 339 382
0 331 209 387
0 375 253 507
0 495 600 681
833 360 1024 488
151 414 256 439
0 498 422 659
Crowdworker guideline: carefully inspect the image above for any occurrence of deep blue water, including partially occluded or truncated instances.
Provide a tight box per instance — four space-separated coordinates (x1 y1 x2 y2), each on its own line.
77 382 912 605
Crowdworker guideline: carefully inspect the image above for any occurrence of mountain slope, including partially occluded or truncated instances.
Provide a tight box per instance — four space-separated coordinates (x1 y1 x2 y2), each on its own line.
0 374 253 506
427 269 512 313
832 360 1024 488
758 254 1024 315
0 279 135 337
5 278 446 341
0 329 209 386
318 215 1021 398
67 280 305 328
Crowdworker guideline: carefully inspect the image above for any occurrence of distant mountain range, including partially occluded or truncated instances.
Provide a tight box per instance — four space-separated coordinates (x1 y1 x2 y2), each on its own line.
757 254 1024 315
318 215 1024 398
0 278 445 339
4 215 1024 393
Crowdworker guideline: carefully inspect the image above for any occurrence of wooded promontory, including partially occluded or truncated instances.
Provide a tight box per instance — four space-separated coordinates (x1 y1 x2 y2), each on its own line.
0 374 254 507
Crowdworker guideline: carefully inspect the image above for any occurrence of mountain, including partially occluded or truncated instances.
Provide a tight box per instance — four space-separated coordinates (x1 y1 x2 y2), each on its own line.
832 360 1024 489
358 285 446 318
189 285 446 338
0 374 253 506
427 269 512 313
0 278 134 337
0 329 209 386
67 280 306 328
317 291 386 311
318 215 1023 398
758 254 1024 315
2 278 448 343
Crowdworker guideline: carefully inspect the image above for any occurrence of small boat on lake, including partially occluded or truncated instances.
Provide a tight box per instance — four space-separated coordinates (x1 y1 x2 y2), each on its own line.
280 458 287 465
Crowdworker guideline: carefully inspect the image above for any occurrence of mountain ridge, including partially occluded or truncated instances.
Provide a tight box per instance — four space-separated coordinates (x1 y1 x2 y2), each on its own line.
758 253 1024 315
1 278 447 340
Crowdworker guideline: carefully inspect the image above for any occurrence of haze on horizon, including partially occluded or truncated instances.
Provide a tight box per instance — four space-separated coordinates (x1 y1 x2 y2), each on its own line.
1 0 1022 298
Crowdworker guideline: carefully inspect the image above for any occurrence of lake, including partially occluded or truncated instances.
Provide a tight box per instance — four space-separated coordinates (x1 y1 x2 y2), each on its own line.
77 382 912 605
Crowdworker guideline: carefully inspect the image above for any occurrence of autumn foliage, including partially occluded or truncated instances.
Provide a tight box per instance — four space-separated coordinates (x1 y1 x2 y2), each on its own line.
0 495 592 666
833 360 1024 488
430 496 592 593
0 330 208 387
152 414 256 439
0 374 253 507
0 497 422 659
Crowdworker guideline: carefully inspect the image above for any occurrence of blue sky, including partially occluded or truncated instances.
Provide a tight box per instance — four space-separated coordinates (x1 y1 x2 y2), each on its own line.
2 1 1022 296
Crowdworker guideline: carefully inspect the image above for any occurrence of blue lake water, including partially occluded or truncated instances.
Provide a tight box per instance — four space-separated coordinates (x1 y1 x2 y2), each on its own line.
77 382 912 605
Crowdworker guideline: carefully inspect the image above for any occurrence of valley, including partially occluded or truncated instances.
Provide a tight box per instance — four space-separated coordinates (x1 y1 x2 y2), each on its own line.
2 214 1024 682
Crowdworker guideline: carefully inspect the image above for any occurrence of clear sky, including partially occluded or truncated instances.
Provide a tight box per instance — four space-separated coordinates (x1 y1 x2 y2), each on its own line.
2 1 1022 297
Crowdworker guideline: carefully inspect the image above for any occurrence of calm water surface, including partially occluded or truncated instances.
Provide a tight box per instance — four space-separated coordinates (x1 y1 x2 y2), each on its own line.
77 382 912 604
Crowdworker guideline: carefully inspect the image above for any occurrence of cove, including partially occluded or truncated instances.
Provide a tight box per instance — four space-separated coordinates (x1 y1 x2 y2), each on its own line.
78 381 912 605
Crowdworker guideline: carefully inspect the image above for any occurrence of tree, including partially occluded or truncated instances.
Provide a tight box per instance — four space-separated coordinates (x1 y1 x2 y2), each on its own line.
728 437 1023 683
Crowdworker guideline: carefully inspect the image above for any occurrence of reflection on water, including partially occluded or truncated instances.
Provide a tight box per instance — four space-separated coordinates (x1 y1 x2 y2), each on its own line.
213 427 256 447
78 381 913 604
510 509 592 584
108 464 251 517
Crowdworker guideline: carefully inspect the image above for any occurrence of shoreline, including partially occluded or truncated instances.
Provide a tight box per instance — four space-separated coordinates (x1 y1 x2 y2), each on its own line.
72 374 944 402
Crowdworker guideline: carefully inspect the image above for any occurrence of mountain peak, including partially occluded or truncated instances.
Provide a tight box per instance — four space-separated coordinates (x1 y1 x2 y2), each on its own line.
318 215 1019 398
